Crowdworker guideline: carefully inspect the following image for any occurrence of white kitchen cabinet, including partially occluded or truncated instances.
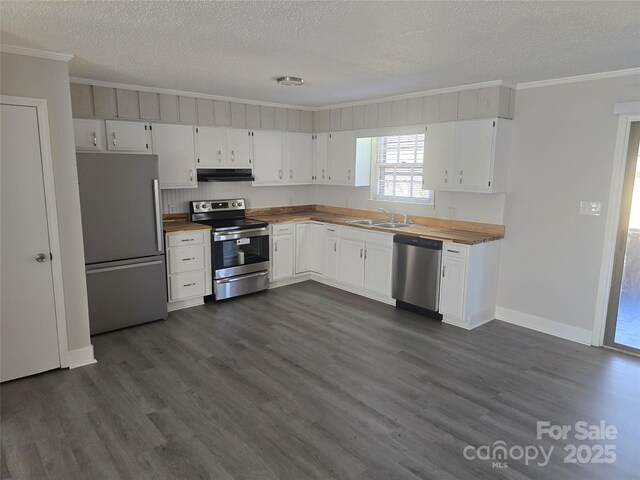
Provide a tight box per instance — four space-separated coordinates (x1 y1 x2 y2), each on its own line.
295 222 324 274
286 132 313 184
226 128 253 167
313 133 329 184
271 223 294 281
438 241 501 329
339 226 393 298
324 225 339 280
73 118 103 151
253 130 286 185
423 118 511 193
166 229 212 311
195 126 225 167
363 243 393 297
105 120 151 153
151 123 197 189
327 131 354 184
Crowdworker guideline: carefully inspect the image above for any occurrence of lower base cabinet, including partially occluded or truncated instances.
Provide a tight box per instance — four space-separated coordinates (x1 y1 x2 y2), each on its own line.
271 223 294 281
295 222 324 274
166 229 212 311
324 225 339 280
439 241 500 329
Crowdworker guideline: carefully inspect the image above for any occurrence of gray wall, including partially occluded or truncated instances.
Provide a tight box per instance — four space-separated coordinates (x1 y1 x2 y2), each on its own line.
1 52 92 352
497 74 640 337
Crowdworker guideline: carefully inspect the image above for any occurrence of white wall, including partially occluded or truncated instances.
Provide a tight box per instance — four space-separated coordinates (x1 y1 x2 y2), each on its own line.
1 52 92 352
496 74 640 343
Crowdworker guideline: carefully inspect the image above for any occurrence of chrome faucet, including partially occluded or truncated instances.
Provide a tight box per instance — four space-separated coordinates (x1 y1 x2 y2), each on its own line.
378 207 395 222
398 213 414 224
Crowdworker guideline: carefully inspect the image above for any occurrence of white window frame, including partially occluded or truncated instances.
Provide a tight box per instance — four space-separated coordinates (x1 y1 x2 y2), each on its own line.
367 129 434 205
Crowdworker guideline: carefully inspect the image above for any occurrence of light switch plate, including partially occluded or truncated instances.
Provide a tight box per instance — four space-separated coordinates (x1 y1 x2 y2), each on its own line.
580 201 601 216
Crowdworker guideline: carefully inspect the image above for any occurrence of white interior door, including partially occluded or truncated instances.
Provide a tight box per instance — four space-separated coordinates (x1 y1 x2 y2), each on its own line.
1 103 61 382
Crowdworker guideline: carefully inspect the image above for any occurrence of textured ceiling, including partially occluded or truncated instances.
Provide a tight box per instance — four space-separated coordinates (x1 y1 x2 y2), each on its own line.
1 1 639 107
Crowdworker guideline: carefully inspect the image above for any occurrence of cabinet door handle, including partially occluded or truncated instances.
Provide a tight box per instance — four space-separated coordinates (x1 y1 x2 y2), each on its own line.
364 249 367 260
334 242 337 252
217 150 222 162
190 169 194 182
444 169 448 184
278 169 282 179
112 131 117 147
442 265 446 277
348 169 351 181
289 169 293 179
359 248 363 259
182 257 195 261
322 169 325 179
231 150 235 162
92 132 97 146
447 249 460 254
181 238 194 242
183 283 196 287
459 170 463 184
275 242 278 252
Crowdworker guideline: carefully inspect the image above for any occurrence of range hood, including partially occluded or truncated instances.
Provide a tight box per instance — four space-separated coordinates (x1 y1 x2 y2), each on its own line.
196 168 255 182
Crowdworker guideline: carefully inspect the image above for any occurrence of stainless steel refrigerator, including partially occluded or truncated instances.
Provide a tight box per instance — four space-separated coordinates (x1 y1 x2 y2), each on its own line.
77 153 167 335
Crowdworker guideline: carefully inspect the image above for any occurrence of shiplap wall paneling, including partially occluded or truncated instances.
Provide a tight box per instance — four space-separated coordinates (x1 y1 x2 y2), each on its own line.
352 105 365 129
287 109 300 132
215 101 232 126
247 104 261 129
439 92 459 121
178 96 197 124
422 95 440 122
300 110 313 132
391 100 407 126
197 99 214 125
406 97 423 125
260 106 276 129
93 86 118 118
230 103 246 128
458 89 478 120
159 94 179 123
364 104 378 128
315 110 330 132
275 108 288 131
116 89 140 119
329 109 341 131
340 107 353 130
70 84 94 116
139 92 160 120
378 101 393 127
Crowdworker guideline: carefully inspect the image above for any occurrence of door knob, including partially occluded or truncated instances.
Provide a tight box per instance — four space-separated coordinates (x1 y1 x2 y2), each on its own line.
35 253 47 263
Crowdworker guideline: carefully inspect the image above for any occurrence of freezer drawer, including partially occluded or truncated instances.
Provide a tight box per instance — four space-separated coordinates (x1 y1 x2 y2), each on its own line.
86 256 167 335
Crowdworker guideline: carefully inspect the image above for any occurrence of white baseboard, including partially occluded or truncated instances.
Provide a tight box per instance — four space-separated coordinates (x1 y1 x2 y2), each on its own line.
495 306 593 345
68 345 97 368
168 296 204 312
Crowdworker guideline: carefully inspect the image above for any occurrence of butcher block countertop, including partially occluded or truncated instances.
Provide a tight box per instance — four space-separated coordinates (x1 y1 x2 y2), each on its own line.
248 205 504 245
162 214 211 233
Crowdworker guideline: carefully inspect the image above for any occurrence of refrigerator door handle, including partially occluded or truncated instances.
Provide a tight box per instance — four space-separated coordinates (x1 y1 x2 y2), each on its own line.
153 179 163 252
86 259 163 275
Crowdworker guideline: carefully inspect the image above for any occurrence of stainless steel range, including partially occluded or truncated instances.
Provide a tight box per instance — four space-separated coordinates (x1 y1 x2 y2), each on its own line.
189 199 269 300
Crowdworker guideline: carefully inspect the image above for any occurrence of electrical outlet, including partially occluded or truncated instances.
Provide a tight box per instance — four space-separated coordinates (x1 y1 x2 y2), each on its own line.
579 201 601 216
168 204 176 214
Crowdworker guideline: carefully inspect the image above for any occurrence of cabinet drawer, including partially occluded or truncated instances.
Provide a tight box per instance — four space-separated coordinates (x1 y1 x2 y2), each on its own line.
340 226 394 247
271 223 293 236
167 230 206 247
443 243 468 259
169 270 206 300
168 245 206 274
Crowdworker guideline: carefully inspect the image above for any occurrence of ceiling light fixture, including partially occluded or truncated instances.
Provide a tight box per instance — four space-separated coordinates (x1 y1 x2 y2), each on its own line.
275 76 304 86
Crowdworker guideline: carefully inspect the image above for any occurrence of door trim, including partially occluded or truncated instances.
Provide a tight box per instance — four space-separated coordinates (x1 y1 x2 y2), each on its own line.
1 95 69 367
593 113 640 346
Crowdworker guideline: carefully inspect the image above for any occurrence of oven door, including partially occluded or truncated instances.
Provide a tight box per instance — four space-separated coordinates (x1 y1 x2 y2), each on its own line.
212 227 270 279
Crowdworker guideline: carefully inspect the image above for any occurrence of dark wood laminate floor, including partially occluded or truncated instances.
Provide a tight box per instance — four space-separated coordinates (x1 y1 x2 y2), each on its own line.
2 281 639 480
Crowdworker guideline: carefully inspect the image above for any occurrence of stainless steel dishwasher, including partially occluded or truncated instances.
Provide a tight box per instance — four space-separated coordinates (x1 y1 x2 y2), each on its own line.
392 235 443 318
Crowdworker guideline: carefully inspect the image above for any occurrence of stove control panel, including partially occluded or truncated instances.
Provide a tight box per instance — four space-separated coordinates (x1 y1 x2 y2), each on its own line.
190 199 245 212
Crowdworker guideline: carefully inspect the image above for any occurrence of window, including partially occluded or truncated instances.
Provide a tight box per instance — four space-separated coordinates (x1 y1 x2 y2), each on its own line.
373 133 434 204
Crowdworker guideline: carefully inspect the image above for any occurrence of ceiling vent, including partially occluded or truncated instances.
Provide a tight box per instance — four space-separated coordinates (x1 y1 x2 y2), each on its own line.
275 76 304 86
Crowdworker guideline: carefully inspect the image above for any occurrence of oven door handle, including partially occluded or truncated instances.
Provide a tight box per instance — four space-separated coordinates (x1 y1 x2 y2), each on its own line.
213 227 269 242
215 271 268 284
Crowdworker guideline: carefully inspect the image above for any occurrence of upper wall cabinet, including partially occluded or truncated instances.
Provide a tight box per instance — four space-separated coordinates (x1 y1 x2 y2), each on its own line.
73 118 103 151
286 132 313 184
195 127 253 168
422 118 511 193
327 131 371 187
253 130 285 185
105 120 151 153
313 133 329 184
151 123 197 189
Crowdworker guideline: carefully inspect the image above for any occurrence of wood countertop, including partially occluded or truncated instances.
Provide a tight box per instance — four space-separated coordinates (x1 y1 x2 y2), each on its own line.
247 206 504 245
162 214 211 233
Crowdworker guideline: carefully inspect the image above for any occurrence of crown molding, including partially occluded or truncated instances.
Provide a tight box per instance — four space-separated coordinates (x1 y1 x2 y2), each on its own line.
516 67 640 90
1 45 73 62
69 77 314 111
317 80 513 111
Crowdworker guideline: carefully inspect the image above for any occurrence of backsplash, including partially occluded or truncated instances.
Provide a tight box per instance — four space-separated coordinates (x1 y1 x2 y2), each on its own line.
163 184 505 224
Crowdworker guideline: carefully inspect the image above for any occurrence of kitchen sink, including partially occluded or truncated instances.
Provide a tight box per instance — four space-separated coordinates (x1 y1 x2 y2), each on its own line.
376 222 412 228
347 219 385 225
